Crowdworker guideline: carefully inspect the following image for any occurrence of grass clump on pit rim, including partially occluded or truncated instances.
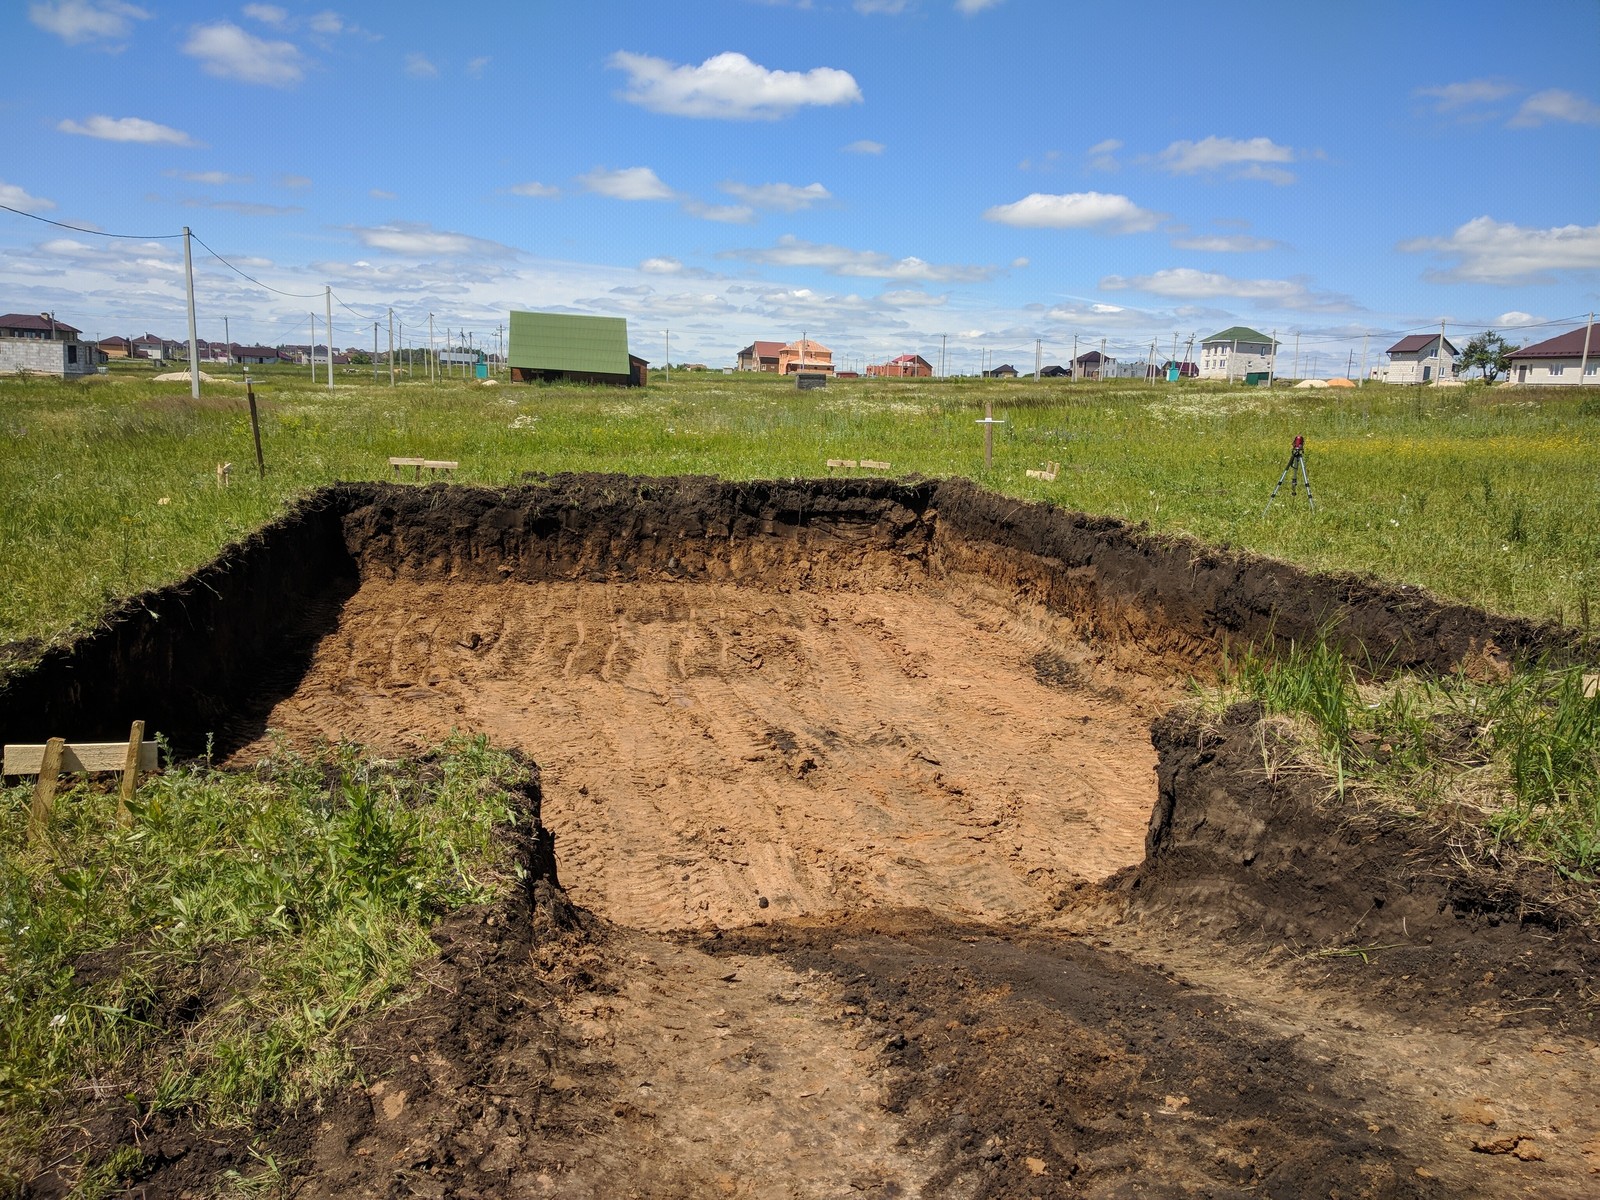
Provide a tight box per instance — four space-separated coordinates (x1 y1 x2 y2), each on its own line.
0 732 531 1196
1215 635 1600 883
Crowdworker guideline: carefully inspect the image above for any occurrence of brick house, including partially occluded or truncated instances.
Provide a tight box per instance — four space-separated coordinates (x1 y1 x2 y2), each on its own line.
0 312 97 376
735 341 784 372
866 353 933 378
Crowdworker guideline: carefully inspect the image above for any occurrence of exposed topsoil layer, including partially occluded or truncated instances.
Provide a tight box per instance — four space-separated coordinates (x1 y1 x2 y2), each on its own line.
5 474 1599 1197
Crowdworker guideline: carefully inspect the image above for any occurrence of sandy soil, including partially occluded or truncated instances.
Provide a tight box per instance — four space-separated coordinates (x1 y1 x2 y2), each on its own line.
241 576 1163 931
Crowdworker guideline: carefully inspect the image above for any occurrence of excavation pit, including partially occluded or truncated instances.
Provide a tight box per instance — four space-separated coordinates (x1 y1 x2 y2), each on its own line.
7 475 1597 1197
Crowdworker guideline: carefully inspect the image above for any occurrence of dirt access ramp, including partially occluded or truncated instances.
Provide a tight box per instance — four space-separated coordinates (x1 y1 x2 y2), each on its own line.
3 474 1598 1197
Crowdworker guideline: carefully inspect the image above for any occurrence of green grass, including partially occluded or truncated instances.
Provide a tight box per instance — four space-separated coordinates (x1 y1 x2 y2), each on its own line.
0 734 528 1195
1219 636 1600 881
2 370 1599 659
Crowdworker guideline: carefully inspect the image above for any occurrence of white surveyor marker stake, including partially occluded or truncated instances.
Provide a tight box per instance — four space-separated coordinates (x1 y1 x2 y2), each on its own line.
975 400 1005 469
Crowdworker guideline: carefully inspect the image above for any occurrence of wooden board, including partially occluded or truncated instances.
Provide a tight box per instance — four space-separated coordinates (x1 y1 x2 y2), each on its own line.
421 460 459 471
5 741 158 775
826 458 858 469
859 459 892 470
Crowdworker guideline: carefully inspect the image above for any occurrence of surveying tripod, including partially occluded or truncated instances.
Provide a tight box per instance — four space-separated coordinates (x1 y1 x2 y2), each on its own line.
1262 435 1315 515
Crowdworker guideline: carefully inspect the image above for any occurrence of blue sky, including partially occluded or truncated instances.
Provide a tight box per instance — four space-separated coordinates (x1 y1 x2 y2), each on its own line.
3 0 1597 374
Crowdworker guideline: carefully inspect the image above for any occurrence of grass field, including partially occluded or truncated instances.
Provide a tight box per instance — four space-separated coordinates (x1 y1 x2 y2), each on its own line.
3 365 1598 659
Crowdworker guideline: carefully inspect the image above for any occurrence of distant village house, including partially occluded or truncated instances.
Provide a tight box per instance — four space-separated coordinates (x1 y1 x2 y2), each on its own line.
0 312 99 377
735 341 784 372
1381 334 1458 384
866 353 932 378
1505 324 1597 386
777 338 833 376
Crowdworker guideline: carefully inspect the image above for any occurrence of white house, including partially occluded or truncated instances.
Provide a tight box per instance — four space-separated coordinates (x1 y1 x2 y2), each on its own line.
1381 334 1459 384
0 312 98 377
1199 326 1277 380
1505 325 1597 386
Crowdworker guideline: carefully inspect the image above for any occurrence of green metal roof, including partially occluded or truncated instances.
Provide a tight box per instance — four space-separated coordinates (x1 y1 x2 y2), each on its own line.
1202 326 1277 348
508 311 632 374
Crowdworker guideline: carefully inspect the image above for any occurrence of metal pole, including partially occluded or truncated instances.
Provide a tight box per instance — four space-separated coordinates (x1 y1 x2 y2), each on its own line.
182 226 200 399
246 375 265 478
388 308 395 386
309 314 316 382
1293 332 1301 381
372 322 378 382
1268 329 1277 388
325 286 334 391
1360 333 1369 387
1438 318 1447 383
1071 333 1077 381
429 314 436 383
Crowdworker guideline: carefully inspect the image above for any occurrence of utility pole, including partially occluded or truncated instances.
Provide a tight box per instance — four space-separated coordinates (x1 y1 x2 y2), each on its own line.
1292 332 1301 381
387 308 395 386
1034 337 1042 381
429 313 436 383
1099 337 1107 382
1438 318 1448 383
223 316 231 367
309 314 317 382
940 332 947 379
182 226 200 399
1580 312 1594 381
1071 333 1078 381
1346 348 1354 380
372 322 379 382
665 329 671 382
1268 329 1278 388
1360 333 1370 387
1170 331 1179 381
325 285 333 391
1146 339 1157 381
1184 333 1196 376
398 317 404 378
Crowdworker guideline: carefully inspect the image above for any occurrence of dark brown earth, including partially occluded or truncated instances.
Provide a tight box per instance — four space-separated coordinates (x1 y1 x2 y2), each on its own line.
5 475 1599 1198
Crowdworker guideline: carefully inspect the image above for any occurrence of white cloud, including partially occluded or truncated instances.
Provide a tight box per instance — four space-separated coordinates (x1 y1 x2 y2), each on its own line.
1415 79 1517 111
404 52 439 79
956 0 1004 12
27 1 149 46
350 222 510 258
278 174 312 190
1398 216 1600 284
1155 136 1296 182
640 257 683 274
983 191 1163 233
57 114 196 145
1171 234 1282 252
0 180 57 212
1100 268 1355 311
608 50 862 120
509 181 559 198
1086 138 1121 171
166 169 250 185
843 139 885 155
855 0 911 12
684 201 756 224
182 22 304 86
242 3 288 26
183 198 303 217
580 166 677 201
1495 311 1546 328
369 188 396 200
308 10 345 35
720 181 832 211
467 56 490 78
721 234 997 282
1509 88 1600 128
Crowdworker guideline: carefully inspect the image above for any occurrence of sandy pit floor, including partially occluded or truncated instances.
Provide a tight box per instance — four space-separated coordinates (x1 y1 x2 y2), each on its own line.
241 575 1162 932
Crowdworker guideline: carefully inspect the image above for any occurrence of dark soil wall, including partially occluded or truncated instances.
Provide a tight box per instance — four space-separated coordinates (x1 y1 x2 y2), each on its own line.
0 473 1587 756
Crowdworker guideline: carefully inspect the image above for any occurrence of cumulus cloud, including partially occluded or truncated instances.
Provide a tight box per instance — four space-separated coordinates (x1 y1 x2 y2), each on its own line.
182 22 304 86
509 181 559 198
1398 216 1600 284
467 56 490 78
684 201 756 224
608 50 862 119
956 0 1004 12
1100 268 1355 311
350 221 511 258
721 181 832 211
579 166 677 201
278 174 312 190
1155 136 1296 182
166 169 250 185
721 234 997 282
57 114 196 145
983 191 1163 233
1170 233 1283 252
369 188 396 200
28 1 149 46
181 198 304 216
0 180 57 212
843 139 885 155
1415 79 1516 111
1509 88 1600 128
640 257 683 274
404 52 439 79
241 3 288 26
854 0 911 12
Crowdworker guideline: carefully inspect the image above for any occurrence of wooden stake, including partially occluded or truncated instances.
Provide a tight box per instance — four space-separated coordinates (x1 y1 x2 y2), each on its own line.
29 737 65 843
118 720 145 825
246 380 265 479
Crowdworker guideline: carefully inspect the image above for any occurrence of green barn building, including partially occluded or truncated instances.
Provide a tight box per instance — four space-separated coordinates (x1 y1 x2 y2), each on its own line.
507 311 648 386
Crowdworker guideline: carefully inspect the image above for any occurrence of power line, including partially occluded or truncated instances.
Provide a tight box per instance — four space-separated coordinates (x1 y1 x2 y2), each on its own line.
0 201 182 240
189 230 323 299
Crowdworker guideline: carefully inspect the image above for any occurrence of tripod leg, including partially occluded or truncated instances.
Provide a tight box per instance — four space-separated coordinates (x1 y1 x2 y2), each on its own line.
1299 456 1315 511
1261 458 1295 517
